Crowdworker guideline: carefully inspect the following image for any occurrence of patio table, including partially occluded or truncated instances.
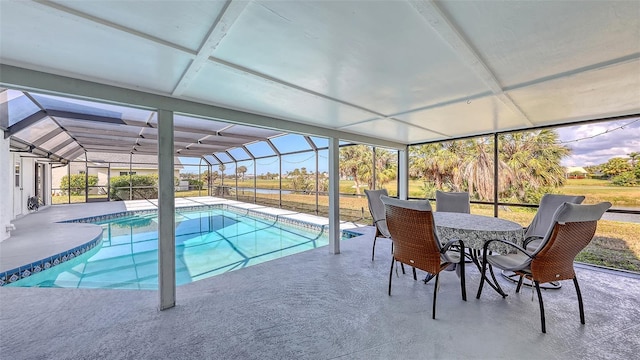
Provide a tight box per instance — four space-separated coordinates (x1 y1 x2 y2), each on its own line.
433 212 524 253
432 212 524 297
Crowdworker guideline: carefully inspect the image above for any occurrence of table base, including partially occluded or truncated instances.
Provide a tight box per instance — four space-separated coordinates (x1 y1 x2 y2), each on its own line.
500 270 562 290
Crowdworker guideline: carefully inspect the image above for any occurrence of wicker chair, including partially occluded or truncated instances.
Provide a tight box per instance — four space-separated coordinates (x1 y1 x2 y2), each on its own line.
435 190 470 214
476 202 611 333
503 194 585 288
381 195 467 319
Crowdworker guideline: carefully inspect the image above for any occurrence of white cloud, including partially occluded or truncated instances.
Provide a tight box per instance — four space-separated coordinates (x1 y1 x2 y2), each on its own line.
557 118 640 166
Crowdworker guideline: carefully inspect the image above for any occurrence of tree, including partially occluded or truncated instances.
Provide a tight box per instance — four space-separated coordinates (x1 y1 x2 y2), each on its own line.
339 145 373 194
372 148 397 189
499 130 569 203
601 157 632 177
218 164 226 182
236 165 247 180
409 129 569 203
288 167 313 193
629 152 640 167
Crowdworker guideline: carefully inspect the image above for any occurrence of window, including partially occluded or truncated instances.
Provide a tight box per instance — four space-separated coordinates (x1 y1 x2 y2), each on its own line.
14 161 20 187
120 171 136 176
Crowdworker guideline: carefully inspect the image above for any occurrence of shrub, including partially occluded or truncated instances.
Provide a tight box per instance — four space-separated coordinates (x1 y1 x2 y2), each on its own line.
60 174 98 195
188 179 203 190
110 175 158 200
611 172 638 187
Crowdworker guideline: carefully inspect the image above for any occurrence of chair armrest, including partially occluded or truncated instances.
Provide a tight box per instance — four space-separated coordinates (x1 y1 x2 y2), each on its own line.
522 236 541 248
441 239 466 264
482 239 533 259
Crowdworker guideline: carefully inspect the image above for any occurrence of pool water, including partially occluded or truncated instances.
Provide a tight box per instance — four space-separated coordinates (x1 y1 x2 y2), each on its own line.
9 208 329 289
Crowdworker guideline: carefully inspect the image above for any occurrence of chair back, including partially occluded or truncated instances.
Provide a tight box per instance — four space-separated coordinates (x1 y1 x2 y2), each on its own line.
380 196 442 274
524 194 585 240
530 202 611 283
364 189 390 237
435 190 470 213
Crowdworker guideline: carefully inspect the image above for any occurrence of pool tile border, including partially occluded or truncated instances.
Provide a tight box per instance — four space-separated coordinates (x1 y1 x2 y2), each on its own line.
1 203 356 287
0 232 102 287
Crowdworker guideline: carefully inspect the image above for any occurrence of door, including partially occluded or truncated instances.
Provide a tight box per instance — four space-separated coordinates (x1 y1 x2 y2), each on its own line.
86 166 110 202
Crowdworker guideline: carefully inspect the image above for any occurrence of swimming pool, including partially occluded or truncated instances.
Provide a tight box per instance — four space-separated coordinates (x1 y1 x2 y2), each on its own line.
8 207 330 289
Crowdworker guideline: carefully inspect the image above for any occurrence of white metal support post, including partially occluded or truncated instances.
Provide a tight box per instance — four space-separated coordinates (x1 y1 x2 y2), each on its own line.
157 109 176 310
328 137 340 254
398 147 409 200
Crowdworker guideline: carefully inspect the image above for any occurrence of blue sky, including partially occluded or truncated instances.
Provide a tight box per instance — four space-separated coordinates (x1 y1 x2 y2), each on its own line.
180 118 640 174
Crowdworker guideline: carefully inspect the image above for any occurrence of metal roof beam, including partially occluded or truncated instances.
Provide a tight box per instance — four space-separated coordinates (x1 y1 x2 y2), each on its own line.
1 65 406 150
4 110 46 138
172 0 249 96
409 0 533 127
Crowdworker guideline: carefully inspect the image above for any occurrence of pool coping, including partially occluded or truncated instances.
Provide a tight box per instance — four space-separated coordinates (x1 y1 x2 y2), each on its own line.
0 198 367 287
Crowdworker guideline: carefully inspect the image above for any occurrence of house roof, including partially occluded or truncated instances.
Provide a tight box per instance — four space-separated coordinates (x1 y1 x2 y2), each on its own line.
566 166 588 174
1 1 639 158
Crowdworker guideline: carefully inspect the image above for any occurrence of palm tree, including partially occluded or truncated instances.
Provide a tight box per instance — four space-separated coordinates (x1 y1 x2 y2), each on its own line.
499 130 569 203
372 148 397 189
339 145 372 194
237 165 247 181
628 152 640 167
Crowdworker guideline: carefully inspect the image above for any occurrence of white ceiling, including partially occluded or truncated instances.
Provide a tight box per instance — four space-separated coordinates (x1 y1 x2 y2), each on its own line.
1 0 639 146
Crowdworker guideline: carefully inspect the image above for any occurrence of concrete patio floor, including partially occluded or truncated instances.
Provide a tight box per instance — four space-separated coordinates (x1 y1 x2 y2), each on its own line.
1 199 639 359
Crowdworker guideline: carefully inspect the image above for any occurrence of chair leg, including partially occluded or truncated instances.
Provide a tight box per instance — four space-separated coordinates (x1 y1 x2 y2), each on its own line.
515 275 524 293
372 237 377 261
573 276 585 325
534 280 546 333
432 273 440 319
413 267 417 281
388 257 395 296
459 261 467 301
488 263 506 298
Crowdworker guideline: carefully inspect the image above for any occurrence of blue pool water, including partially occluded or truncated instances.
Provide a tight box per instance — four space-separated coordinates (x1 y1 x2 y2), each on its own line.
9 208 329 289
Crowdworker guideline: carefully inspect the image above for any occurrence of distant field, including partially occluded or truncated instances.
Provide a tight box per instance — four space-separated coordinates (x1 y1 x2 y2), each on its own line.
557 179 640 206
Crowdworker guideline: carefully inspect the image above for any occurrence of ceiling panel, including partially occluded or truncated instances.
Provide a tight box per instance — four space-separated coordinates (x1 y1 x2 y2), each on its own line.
182 61 377 128
0 1 191 93
340 119 442 144
439 1 640 88
1 1 639 148
509 60 640 126
394 96 528 139
51 0 226 52
213 0 489 116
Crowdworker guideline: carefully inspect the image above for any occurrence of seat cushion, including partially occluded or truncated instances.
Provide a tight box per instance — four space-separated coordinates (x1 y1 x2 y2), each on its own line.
487 252 531 271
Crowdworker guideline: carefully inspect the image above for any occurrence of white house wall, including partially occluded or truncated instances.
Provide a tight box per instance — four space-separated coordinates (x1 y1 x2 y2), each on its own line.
1 134 12 242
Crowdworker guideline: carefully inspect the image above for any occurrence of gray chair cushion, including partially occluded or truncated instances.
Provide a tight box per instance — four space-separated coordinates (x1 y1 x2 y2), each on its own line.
380 195 432 212
435 190 470 213
364 189 390 237
531 201 612 254
487 252 532 271
524 194 585 240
